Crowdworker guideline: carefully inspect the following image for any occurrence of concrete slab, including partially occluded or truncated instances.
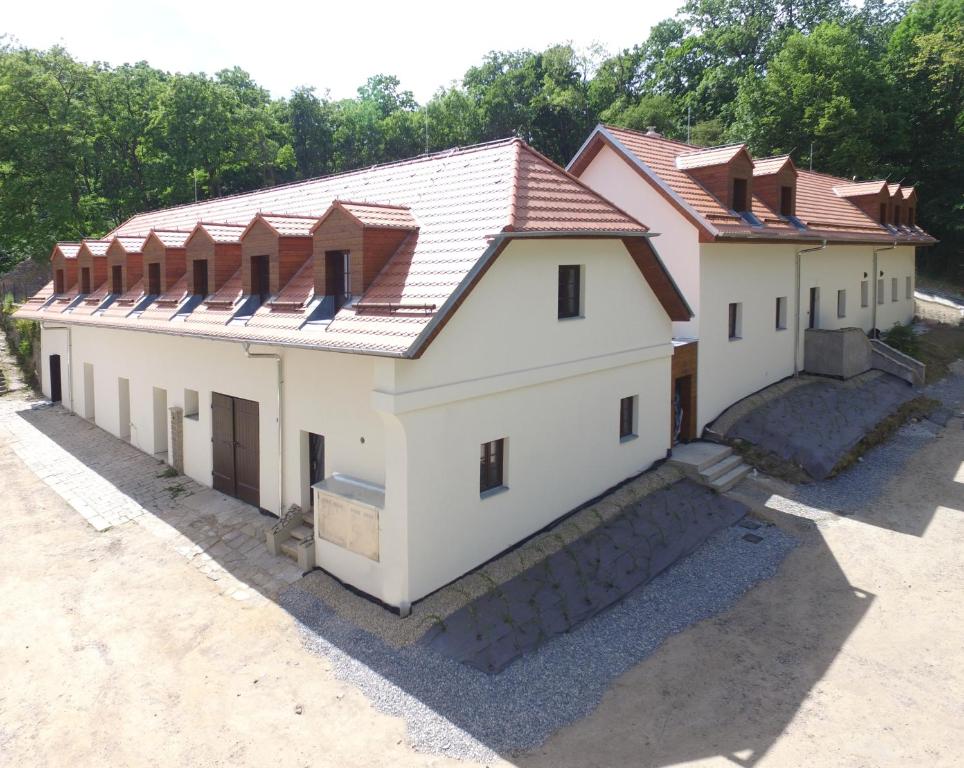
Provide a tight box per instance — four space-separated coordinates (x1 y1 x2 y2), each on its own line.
669 441 733 472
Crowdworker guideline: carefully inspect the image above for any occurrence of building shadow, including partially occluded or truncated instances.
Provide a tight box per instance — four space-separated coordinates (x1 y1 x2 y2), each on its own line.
12 398 960 766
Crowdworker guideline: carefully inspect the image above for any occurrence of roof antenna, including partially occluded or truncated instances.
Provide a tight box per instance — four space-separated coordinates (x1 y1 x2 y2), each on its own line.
809 142 814 172
687 105 691 144
423 109 429 154
193 169 198 203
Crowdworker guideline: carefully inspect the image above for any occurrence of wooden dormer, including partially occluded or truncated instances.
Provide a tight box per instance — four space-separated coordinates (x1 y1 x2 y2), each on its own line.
142 230 189 295
676 144 755 213
832 180 891 225
752 155 798 217
106 236 146 295
240 214 317 302
50 243 80 294
76 239 111 295
310 200 419 310
185 222 245 296
901 187 918 227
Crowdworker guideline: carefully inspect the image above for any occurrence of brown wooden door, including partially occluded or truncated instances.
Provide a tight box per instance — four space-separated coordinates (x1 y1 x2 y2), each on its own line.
233 397 260 507
211 392 260 508
212 392 236 496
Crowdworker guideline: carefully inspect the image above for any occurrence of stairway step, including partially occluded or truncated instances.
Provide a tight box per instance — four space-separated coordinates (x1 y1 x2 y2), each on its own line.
280 539 299 561
288 523 313 542
302 512 314 526
669 441 734 473
710 463 751 493
699 453 744 482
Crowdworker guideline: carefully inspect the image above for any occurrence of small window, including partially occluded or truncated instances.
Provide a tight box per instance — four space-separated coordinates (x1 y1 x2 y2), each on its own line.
775 296 787 330
837 290 846 318
80 267 91 295
54 269 65 294
184 388 199 420
728 302 742 340
732 178 749 213
251 255 270 304
891 277 898 302
893 205 901 226
619 396 637 440
809 287 820 329
111 265 123 295
147 262 161 295
905 276 912 300
558 265 582 319
861 280 869 308
480 438 505 495
325 250 351 311
877 279 885 305
193 259 209 296
779 186 794 216
879 203 887 224
908 207 915 227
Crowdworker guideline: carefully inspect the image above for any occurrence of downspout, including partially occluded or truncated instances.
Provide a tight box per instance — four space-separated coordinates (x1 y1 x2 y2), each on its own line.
242 342 284 516
40 322 72 408
794 240 827 375
871 241 897 338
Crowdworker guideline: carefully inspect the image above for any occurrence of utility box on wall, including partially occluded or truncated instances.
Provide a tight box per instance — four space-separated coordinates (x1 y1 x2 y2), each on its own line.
313 474 384 562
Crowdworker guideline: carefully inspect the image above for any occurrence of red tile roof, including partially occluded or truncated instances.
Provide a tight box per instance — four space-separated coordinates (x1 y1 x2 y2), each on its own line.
246 213 318 238
570 125 936 246
52 243 81 259
147 230 190 248
79 239 112 257
675 144 748 170
192 222 247 244
753 155 794 176
322 201 419 230
18 138 685 356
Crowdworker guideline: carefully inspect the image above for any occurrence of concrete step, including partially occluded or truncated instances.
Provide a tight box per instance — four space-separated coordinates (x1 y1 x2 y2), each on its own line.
280 539 299 561
710 463 752 493
669 441 734 474
699 453 744 483
302 512 314 526
288 523 313 542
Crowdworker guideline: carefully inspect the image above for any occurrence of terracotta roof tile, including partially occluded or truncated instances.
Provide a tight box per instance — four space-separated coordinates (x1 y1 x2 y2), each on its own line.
832 180 888 197
257 214 318 237
675 144 747 170
53 243 81 259
753 155 794 176
149 230 190 248
18 139 668 355
80 239 112 257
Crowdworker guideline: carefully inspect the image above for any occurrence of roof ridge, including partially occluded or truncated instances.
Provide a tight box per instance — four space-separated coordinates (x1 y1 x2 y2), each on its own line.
677 141 746 156
601 124 698 150
505 140 523 231
107 138 521 236
337 199 412 210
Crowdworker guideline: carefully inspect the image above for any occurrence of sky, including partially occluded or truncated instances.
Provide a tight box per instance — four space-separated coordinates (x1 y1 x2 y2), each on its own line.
3 0 683 102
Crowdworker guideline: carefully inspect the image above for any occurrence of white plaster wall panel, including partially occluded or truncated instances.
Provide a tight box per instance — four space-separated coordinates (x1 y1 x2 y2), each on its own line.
574 144 702 338
697 243 797 429
399 356 670 601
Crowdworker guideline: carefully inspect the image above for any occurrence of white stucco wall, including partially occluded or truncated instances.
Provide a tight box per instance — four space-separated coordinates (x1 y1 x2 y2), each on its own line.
377 238 674 600
697 243 798 428
576 144 701 338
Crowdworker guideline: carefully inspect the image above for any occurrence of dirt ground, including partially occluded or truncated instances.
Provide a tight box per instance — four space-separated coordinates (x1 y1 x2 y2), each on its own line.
1 415 963 767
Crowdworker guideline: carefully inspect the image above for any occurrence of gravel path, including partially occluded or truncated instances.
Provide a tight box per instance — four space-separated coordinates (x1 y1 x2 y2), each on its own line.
280 522 797 762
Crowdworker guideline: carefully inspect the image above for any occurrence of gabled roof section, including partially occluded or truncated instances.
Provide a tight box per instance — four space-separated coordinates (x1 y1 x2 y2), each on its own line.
569 124 936 246
80 239 112 257
51 243 81 260
112 236 147 254
901 186 917 201
17 138 682 356
147 230 190 249
190 222 246 244
327 201 419 230
887 183 902 197
753 155 796 177
243 213 318 238
675 144 749 170
832 180 888 198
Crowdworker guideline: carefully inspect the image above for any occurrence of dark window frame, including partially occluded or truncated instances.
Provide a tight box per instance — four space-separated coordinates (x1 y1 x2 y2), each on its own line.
879 203 887 224
558 264 581 319
193 259 209 297
147 262 162 296
54 269 65 294
111 265 123 295
619 396 636 440
479 438 505 495
80 267 91 295
779 186 794 217
732 178 749 212
250 254 270 305
728 302 741 340
775 296 788 330
325 250 351 311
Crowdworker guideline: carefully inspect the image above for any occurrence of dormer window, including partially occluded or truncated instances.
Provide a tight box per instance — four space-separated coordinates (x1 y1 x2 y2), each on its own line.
326 251 351 311
780 186 794 217
908 207 915 227
193 259 209 296
55 269 65 294
251 255 270 304
147 263 161 295
111 265 123 295
80 267 91 295
893 206 901 225
879 204 887 224
732 178 749 212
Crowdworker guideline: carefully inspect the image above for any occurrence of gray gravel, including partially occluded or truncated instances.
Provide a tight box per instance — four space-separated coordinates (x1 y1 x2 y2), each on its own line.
280 522 797 762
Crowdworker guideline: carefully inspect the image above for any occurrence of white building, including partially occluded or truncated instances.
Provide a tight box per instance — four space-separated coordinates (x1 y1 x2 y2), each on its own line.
16 139 691 612
569 125 936 434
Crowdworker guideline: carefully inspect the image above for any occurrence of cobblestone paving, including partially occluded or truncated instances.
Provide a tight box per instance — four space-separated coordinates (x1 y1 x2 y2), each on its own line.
0 337 302 602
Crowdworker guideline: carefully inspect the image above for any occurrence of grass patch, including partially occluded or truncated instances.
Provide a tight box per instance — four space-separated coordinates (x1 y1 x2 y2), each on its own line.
156 466 179 478
829 396 940 477
729 438 812 484
914 325 964 384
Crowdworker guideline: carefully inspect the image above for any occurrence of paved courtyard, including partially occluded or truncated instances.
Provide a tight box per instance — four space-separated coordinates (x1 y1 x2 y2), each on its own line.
0 342 302 602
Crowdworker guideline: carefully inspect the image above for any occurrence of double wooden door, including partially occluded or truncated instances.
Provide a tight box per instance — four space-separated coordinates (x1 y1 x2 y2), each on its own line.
212 392 260 508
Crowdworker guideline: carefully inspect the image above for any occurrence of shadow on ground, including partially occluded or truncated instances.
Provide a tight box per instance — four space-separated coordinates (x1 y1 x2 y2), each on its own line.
11 396 962 766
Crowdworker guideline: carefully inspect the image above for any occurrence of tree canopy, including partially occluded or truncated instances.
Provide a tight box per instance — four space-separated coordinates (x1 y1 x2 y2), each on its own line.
0 0 960 281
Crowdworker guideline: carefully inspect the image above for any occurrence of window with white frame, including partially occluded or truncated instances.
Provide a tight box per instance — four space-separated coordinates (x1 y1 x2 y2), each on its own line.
728 302 742 340
775 297 788 330
861 280 869 308
891 277 898 302
837 289 846 318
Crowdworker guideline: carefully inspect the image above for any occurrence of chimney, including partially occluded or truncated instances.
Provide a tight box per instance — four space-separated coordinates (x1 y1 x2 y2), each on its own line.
645 126 660 137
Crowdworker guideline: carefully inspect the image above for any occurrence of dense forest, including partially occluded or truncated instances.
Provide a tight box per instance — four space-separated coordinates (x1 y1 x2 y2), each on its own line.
0 0 960 280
